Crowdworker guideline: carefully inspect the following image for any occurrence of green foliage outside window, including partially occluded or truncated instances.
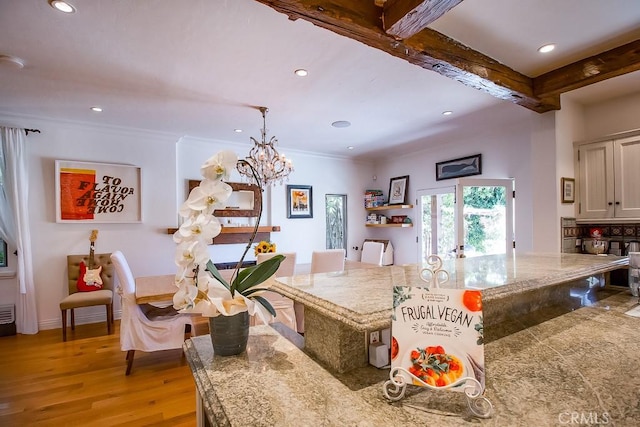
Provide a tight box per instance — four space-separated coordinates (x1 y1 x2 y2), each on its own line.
0 239 6 268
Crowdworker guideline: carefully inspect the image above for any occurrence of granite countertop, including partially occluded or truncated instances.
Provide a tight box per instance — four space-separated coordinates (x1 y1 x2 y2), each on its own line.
184 290 640 426
272 252 628 331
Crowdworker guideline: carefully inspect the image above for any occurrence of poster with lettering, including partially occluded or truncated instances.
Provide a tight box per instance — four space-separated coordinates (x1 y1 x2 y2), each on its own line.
55 160 142 223
391 286 484 391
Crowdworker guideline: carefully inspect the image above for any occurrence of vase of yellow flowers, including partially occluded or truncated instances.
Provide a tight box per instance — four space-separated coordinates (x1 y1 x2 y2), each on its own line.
173 150 284 356
254 240 276 256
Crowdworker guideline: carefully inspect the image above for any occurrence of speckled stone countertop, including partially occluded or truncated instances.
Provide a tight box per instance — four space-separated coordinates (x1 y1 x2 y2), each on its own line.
184 290 640 426
272 252 628 331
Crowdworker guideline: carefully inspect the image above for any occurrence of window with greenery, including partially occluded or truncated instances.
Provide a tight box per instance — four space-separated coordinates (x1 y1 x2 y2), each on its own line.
0 239 7 267
0 167 6 267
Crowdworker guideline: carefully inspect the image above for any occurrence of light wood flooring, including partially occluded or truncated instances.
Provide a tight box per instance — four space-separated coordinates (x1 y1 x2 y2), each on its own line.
0 320 197 426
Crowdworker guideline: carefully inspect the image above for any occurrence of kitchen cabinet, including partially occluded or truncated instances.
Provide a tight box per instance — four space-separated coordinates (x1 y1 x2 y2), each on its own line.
575 135 640 220
365 204 413 227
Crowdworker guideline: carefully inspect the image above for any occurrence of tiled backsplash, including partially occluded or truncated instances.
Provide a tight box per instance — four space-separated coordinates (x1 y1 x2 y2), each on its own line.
561 217 640 254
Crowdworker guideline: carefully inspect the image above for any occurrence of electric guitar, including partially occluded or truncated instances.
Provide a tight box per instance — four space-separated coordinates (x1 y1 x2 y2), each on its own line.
83 229 103 287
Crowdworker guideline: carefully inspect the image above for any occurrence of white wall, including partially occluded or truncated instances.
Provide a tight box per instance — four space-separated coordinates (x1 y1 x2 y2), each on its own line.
371 105 541 264
177 137 375 265
555 97 586 231
583 92 640 140
0 115 181 330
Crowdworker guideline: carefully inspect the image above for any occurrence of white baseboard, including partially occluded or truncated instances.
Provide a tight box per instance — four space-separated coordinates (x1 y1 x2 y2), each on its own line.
39 309 123 331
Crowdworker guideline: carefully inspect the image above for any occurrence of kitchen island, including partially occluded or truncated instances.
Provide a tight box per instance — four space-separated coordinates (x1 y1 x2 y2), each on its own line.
184 290 640 426
271 252 629 372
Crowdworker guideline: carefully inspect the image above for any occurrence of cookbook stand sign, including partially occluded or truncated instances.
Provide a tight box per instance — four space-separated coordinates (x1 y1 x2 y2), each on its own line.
382 255 493 418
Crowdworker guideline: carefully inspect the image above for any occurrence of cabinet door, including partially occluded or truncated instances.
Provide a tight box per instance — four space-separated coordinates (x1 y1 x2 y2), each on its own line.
577 141 614 219
614 136 640 218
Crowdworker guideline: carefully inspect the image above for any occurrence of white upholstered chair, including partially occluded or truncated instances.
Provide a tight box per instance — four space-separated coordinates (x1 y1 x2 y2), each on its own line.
111 251 192 375
360 241 385 266
254 252 297 332
294 249 347 333
310 249 346 274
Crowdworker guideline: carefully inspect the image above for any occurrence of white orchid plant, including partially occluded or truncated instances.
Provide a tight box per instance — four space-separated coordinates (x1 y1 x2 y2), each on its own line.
172 150 284 321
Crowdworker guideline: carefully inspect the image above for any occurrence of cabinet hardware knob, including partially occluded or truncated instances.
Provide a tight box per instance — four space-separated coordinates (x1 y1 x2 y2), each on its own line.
615 201 620 205
608 202 613 206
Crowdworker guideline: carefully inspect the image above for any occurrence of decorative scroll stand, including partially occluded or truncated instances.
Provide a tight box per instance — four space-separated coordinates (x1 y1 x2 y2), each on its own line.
383 367 493 418
382 255 494 419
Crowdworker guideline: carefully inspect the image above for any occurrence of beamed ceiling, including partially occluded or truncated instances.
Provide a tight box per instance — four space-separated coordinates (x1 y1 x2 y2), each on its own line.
0 0 639 159
255 0 640 113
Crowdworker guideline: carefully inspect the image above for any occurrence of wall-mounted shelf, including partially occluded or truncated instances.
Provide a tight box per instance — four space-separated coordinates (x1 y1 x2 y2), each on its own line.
366 223 413 228
365 204 414 227
167 225 280 244
365 204 413 211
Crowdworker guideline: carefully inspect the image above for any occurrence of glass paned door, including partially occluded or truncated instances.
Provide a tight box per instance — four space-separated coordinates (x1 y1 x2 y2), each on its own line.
417 186 456 262
456 179 514 258
418 179 514 261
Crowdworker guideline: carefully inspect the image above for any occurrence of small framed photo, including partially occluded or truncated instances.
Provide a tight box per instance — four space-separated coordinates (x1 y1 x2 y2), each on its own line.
287 185 313 218
561 177 575 204
388 175 409 205
436 154 482 181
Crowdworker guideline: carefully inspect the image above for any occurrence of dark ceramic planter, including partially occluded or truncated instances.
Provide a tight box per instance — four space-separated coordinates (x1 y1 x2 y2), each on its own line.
208 311 250 356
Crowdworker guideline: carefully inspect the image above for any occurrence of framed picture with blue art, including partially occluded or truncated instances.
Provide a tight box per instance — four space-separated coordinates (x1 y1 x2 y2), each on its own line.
436 154 482 181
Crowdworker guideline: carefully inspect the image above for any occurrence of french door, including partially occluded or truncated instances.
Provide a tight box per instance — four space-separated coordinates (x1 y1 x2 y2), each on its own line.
417 179 514 261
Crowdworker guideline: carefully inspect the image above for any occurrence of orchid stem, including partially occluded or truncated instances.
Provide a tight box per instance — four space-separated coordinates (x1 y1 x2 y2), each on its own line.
229 159 263 292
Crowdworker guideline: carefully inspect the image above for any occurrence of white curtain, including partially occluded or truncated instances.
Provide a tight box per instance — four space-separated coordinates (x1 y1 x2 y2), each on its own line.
0 127 38 334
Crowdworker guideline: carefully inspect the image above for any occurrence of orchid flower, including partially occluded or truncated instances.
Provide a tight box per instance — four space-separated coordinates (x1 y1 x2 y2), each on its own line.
201 150 237 181
178 213 222 243
182 179 233 216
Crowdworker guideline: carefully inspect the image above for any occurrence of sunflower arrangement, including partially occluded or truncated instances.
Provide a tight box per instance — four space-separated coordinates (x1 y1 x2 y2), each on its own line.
254 240 276 256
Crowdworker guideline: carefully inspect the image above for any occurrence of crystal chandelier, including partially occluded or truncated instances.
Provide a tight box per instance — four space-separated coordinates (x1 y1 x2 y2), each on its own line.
238 107 294 187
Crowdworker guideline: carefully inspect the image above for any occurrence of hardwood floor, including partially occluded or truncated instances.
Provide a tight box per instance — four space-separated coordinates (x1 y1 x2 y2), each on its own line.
0 321 197 426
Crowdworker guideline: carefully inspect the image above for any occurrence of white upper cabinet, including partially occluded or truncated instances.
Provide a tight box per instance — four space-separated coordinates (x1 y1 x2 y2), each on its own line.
576 135 640 220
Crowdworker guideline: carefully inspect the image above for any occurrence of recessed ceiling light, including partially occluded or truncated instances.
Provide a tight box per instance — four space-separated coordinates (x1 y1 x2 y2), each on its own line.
294 69 308 77
442 110 453 116
0 55 25 69
538 44 555 53
331 120 351 128
49 1 76 13
90 106 103 112
234 129 243 133
347 146 354 150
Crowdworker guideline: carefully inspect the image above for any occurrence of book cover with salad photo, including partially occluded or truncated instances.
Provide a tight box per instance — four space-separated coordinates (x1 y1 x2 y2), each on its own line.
391 286 485 391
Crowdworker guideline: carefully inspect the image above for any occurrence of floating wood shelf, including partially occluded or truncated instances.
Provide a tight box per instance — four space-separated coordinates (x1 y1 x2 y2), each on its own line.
166 225 281 245
365 223 413 228
365 204 413 211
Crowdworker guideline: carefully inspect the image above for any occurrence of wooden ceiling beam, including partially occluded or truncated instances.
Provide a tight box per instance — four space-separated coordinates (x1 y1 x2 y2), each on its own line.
254 0 559 113
533 39 640 99
383 0 464 40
